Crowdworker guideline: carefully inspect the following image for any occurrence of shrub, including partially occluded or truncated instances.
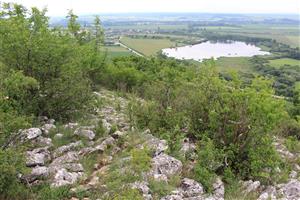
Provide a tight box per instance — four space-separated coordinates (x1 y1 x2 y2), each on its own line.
285 136 300 153
35 184 70 200
194 164 216 193
95 120 107 138
197 137 224 172
248 136 281 184
275 119 300 139
0 149 29 200
109 124 118 135
160 126 185 159
127 98 160 131
130 148 151 174
223 167 236 185
149 179 175 198
112 188 143 200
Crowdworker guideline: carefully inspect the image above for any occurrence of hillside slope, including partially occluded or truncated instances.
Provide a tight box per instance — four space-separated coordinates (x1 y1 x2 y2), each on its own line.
8 89 299 200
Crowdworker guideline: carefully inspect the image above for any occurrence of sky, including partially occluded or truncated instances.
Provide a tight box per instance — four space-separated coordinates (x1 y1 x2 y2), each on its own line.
7 0 300 16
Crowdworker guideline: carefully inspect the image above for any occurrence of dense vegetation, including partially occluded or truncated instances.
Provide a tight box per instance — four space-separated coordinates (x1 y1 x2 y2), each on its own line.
0 3 299 199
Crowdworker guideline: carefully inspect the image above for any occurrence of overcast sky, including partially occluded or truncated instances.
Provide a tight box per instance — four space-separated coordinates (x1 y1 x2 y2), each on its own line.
7 0 300 16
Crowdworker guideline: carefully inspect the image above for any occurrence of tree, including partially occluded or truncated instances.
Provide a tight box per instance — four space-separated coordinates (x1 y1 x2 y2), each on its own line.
0 3 92 120
66 9 80 39
93 15 104 53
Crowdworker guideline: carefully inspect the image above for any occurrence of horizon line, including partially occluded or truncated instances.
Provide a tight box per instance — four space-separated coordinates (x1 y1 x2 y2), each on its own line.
49 11 300 18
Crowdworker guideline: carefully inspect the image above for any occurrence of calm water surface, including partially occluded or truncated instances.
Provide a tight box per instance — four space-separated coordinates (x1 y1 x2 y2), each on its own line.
162 41 270 61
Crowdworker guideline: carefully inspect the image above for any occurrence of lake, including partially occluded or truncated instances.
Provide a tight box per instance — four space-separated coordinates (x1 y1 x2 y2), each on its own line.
162 41 270 61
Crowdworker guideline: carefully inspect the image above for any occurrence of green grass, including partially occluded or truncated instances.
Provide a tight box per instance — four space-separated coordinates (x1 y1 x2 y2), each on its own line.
105 45 133 58
268 58 300 68
214 57 253 72
120 36 176 56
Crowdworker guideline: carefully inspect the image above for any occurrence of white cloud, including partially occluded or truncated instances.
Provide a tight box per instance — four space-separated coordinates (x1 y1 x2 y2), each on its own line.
7 0 300 16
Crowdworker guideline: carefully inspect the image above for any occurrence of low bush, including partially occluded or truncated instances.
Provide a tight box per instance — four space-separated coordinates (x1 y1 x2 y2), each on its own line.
130 148 151 174
0 149 29 200
112 188 143 200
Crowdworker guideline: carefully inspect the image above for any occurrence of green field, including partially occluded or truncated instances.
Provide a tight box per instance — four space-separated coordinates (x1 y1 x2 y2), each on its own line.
214 57 253 72
197 24 300 48
107 24 188 30
105 45 133 58
268 58 300 68
120 36 176 56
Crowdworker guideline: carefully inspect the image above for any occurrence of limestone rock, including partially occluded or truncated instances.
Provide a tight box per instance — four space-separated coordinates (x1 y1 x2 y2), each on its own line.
131 181 150 195
64 123 79 129
34 136 53 147
289 170 297 179
180 139 196 155
74 128 95 140
50 151 80 167
111 130 125 139
278 179 300 200
26 147 51 167
102 119 112 133
53 141 82 158
101 136 115 147
22 128 42 140
243 180 260 193
54 133 63 139
21 166 49 183
258 186 277 200
79 147 97 156
151 153 182 178
181 178 204 197
62 163 84 172
145 135 168 156
51 168 83 187
206 177 224 200
41 123 56 135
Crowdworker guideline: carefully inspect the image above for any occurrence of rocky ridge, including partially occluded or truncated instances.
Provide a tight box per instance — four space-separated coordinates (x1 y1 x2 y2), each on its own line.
12 89 300 200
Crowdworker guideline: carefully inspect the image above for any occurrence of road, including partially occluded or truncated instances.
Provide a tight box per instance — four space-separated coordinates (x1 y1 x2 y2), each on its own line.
117 38 144 57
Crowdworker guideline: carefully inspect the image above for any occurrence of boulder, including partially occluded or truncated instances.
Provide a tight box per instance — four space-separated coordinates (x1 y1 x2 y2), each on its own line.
131 181 150 195
153 174 168 182
21 166 49 183
212 177 224 200
54 133 63 139
79 147 97 156
243 180 260 193
26 147 51 167
92 136 116 154
50 151 80 167
51 168 83 187
34 136 53 147
74 128 95 140
278 179 300 200
145 135 168 156
161 191 183 200
64 123 79 129
180 138 196 155
94 144 106 153
258 186 277 200
289 170 297 179
41 123 56 135
63 163 84 172
102 119 112 133
181 178 204 197
111 130 125 139
22 128 42 140
151 153 182 178
101 136 115 147
53 141 82 158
